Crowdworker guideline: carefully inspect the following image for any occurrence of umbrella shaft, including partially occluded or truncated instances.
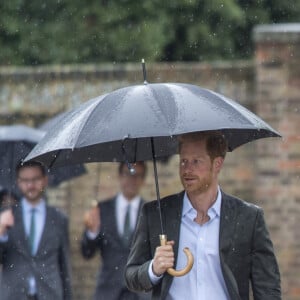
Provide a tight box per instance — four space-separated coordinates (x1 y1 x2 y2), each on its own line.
151 137 164 234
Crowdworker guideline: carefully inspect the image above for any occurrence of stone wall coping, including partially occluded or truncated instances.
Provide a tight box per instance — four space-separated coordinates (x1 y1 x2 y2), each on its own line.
0 61 253 82
253 23 300 43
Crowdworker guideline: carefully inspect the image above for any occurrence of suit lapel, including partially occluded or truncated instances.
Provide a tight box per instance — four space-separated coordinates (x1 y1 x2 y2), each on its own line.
128 198 145 245
219 191 241 300
13 204 31 257
135 198 144 230
219 191 236 254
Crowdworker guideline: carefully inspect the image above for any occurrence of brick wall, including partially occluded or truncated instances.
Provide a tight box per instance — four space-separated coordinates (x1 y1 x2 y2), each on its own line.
0 24 299 299
253 24 300 300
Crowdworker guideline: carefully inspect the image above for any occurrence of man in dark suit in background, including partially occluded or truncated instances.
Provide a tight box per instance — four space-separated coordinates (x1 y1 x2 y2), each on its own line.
81 161 150 300
0 161 72 300
125 131 281 300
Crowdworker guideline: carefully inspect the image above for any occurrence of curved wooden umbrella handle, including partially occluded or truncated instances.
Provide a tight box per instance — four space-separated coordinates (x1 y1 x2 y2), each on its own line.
160 234 194 277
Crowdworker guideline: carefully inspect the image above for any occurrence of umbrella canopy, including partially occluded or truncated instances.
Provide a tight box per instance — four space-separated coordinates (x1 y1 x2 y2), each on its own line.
0 124 86 195
25 83 281 168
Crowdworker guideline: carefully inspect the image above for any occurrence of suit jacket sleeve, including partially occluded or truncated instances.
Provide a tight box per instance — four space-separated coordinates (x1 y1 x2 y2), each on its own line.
80 229 102 259
125 203 154 293
59 215 73 300
251 208 281 300
80 202 103 259
0 237 8 264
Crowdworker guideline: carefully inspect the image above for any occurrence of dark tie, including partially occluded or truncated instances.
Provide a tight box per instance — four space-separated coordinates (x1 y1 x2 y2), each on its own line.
29 208 36 255
123 204 132 247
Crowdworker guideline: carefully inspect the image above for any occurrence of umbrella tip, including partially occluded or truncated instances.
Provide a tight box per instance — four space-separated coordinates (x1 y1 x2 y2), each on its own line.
141 58 148 85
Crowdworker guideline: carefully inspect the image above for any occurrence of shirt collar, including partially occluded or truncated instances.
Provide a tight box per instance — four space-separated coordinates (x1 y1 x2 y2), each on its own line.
208 187 222 219
117 193 141 210
22 197 46 213
182 186 222 219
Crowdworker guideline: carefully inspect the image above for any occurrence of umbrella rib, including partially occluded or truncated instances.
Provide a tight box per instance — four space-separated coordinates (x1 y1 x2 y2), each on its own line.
48 149 62 170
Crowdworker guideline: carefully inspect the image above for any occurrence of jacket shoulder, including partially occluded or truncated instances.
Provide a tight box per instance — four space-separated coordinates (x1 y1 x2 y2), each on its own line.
222 191 263 215
143 191 184 210
98 197 116 209
46 205 69 223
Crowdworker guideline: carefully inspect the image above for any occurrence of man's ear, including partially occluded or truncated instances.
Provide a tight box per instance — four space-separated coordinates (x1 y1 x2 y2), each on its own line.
213 157 224 173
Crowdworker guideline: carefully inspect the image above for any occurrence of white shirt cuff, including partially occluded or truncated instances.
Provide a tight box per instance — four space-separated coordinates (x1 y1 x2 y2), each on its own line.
148 259 163 285
86 230 99 240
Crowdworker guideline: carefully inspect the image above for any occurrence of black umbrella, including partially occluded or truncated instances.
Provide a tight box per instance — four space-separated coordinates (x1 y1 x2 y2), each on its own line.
25 81 281 276
25 83 280 168
0 124 86 196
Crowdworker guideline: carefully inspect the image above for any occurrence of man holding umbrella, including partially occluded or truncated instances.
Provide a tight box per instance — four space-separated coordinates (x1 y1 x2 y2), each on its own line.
125 131 281 300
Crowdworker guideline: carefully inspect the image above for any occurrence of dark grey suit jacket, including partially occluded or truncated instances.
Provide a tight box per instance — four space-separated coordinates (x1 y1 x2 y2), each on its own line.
125 191 281 300
0 203 72 300
81 197 150 300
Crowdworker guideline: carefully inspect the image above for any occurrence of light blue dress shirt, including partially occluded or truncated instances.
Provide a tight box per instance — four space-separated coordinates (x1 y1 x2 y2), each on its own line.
22 198 46 256
149 188 230 300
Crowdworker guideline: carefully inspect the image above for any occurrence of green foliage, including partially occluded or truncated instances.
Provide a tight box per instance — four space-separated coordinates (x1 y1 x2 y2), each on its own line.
160 0 245 60
0 0 299 65
69 0 168 62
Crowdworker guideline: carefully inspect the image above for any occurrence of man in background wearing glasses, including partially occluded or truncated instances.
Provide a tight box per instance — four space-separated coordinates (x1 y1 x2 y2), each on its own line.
0 161 72 300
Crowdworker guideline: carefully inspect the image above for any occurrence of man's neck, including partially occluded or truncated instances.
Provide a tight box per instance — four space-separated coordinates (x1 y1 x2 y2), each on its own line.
187 186 219 225
23 197 43 207
187 186 218 215
121 193 139 202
